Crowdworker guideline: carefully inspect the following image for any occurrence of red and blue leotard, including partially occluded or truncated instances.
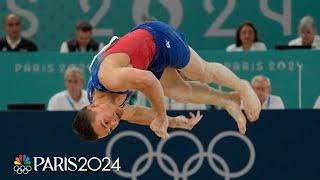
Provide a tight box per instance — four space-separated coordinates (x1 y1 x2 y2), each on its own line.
87 21 191 104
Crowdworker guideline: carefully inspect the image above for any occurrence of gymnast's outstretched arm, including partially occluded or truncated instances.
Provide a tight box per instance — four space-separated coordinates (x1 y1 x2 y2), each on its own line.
98 53 169 138
121 105 203 130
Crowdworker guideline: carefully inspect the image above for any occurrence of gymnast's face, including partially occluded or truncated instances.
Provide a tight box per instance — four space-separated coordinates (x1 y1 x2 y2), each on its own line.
87 103 124 139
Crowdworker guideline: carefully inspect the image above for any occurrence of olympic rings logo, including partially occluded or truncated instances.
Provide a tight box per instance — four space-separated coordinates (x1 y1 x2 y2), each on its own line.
106 130 255 180
13 165 32 175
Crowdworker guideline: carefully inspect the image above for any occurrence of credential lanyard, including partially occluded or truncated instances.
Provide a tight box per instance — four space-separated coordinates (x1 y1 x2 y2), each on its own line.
66 94 76 110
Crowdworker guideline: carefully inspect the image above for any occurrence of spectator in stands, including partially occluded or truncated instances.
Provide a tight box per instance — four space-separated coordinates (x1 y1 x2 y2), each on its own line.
0 13 38 52
60 21 104 53
314 96 320 109
48 67 89 111
250 75 284 109
226 21 267 52
289 16 320 49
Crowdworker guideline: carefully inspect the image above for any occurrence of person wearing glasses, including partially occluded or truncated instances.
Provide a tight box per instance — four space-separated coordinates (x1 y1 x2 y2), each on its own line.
250 75 285 109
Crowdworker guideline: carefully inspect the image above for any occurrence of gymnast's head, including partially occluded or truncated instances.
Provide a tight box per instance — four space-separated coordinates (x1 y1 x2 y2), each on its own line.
72 102 124 142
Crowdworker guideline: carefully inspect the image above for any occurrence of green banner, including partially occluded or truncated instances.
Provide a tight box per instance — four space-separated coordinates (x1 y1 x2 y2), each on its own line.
0 0 319 50
0 52 92 110
0 50 319 110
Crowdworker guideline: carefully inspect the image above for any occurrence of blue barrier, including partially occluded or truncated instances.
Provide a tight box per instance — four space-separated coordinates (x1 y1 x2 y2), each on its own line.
1 110 320 180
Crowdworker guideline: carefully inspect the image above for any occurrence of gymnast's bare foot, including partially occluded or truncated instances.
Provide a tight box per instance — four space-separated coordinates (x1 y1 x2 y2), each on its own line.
224 92 247 134
239 80 261 122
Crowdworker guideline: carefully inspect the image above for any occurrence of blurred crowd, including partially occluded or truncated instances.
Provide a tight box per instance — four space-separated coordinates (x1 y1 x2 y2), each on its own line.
1 13 319 110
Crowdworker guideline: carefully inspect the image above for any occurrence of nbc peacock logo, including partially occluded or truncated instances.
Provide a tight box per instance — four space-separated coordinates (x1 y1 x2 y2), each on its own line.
13 154 32 174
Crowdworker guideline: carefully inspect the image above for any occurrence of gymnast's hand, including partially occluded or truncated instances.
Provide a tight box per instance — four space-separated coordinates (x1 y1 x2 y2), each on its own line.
170 111 203 130
150 114 170 139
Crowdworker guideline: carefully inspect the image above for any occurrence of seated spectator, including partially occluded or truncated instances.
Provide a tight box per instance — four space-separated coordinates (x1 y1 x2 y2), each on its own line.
226 21 267 52
289 16 320 49
0 13 38 52
60 21 104 53
48 67 89 111
250 75 284 109
314 96 320 109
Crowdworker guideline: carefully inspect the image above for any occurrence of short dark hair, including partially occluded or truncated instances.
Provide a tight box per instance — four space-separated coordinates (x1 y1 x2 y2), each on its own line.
76 21 92 32
235 21 259 47
72 106 98 142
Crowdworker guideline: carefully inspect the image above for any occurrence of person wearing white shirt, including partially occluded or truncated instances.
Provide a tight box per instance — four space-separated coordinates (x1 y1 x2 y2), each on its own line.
250 75 285 109
226 21 267 52
289 16 320 49
48 67 89 111
60 21 104 53
314 96 320 109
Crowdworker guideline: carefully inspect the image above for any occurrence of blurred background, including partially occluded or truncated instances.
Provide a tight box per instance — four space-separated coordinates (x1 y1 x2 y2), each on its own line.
0 0 319 110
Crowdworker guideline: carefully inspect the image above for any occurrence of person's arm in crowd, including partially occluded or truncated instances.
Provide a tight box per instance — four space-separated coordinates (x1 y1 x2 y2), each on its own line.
278 98 285 109
274 96 285 109
226 44 236 52
47 97 56 111
60 42 69 53
314 96 320 109
288 38 299 46
98 42 104 50
258 42 267 51
29 41 38 52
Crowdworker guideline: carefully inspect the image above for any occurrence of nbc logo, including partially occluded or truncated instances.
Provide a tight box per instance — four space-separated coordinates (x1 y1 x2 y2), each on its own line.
13 154 32 174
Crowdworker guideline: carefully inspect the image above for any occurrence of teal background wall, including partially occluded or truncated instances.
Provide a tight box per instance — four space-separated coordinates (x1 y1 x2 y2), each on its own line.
0 0 319 50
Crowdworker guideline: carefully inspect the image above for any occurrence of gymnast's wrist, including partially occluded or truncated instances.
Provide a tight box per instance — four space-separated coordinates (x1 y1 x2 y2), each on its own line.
155 112 166 121
153 107 166 118
168 118 178 128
